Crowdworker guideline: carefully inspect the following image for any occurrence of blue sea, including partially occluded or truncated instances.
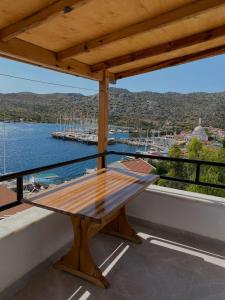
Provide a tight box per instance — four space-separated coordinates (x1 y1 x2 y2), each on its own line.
0 122 141 184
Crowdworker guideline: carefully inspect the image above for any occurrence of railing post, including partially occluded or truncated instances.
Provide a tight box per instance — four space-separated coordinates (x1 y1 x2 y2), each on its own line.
101 153 106 169
195 163 201 184
17 176 23 202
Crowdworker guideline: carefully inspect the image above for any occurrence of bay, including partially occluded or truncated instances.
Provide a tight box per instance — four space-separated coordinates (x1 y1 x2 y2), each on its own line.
0 122 140 184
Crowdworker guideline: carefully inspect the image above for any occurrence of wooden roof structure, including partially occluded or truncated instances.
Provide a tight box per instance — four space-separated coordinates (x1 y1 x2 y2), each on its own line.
1 0 225 169
1 0 225 82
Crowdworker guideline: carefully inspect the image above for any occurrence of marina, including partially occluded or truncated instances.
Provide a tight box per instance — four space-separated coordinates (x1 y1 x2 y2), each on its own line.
51 116 177 150
51 126 177 156
0 120 223 199
51 130 116 145
51 115 131 145
0 122 144 197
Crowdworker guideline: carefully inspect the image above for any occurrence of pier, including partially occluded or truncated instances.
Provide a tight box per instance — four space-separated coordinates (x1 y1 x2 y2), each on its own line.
52 130 176 154
52 131 116 145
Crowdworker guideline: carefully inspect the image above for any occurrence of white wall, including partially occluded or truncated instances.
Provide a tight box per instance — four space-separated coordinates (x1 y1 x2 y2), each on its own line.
127 185 225 242
0 207 72 294
1 186 225 295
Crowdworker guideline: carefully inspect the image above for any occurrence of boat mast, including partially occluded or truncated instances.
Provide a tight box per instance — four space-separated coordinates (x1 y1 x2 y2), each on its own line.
2 120 6 174
59 114 62 132
145 129 149 152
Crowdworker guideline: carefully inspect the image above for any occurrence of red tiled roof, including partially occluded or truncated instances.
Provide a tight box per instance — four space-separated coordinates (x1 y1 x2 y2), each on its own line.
0 185 30 218
0 204 31 218
0 185 17 205
120 158 154 174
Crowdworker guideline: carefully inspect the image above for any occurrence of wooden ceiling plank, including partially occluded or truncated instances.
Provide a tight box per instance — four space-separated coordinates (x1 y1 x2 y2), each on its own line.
115 45 225 79
0 0 93 42
91 24 225 72
0 38 115 82
57 0 225 61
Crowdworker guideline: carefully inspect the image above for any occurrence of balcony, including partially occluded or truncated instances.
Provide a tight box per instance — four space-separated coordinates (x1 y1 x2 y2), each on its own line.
1 1 225 298
4 218 225 300
1 153 225 299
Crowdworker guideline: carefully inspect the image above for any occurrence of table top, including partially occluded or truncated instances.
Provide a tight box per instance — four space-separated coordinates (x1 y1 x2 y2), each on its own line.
24 168 158 223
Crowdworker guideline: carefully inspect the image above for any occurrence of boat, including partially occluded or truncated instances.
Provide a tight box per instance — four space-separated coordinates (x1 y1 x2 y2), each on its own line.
85 168 97 174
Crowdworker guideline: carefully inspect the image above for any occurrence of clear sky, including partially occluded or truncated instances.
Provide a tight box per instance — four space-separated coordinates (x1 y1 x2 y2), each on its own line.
0 54 225 95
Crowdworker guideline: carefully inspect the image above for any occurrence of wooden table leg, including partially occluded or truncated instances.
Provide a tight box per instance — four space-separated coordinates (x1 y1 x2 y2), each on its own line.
101 206 142 244
55 216 109 288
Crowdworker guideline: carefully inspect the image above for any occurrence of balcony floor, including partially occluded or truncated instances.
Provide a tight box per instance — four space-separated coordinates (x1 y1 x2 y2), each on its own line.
9 223 225 300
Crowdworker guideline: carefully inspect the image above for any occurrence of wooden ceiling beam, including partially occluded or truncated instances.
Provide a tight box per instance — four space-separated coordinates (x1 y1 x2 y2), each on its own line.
115 45 225 79
91 25 225 72
57 0 225 61
0 0 93 42
0 38 115 82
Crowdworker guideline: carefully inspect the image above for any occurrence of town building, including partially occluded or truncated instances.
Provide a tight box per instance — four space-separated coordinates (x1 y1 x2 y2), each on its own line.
192 119 208 141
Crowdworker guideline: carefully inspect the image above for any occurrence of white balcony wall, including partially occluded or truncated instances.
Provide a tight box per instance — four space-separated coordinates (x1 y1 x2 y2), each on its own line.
127 185 225 242
1 185 225 296
0 208 73 296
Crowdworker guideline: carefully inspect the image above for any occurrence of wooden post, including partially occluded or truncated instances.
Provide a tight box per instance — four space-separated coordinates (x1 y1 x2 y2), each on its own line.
98 70 109 169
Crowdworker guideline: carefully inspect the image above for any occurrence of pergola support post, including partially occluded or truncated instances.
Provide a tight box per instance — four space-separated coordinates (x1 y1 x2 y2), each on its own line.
98 70 109 169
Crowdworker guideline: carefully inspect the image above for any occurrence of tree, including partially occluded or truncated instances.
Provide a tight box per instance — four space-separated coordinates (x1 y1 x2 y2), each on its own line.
187 137 203 159
187 146 225 197
158 144 187 189
157 140 225 198
222 139 225 148
150 160 167 176
169 144 181 158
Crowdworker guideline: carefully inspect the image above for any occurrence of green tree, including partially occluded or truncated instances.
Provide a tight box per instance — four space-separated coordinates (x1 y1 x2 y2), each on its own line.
187 147 225 197
169 144 181 158
222 139 225 148
149 158 168 177
157 137 225 198
187 137 203 159
158 144 187 189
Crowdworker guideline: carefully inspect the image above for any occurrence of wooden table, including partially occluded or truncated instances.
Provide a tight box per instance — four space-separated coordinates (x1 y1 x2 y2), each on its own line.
24 168 158 288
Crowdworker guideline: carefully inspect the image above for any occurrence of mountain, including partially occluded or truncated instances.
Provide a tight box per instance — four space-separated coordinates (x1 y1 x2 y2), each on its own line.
1 88 225 130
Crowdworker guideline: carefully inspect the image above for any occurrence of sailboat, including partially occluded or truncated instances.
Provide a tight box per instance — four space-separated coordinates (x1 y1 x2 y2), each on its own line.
136 129 155 155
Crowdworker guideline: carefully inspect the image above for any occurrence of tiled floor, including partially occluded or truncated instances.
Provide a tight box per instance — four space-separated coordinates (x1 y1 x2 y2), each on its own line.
9 224 225 300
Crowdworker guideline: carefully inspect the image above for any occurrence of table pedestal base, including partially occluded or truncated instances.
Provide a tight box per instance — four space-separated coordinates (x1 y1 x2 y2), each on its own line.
101 207 142 244
55 207 140 288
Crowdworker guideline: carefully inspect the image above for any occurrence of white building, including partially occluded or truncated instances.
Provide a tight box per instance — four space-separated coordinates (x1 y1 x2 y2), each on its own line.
192 119 208 141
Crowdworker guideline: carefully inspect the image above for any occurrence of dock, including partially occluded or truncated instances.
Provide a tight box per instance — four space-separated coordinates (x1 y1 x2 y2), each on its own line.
52 131 116 145
52 130 177 150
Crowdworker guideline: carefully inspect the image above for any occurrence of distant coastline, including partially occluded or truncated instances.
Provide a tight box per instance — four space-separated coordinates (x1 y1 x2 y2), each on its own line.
1 88 225 130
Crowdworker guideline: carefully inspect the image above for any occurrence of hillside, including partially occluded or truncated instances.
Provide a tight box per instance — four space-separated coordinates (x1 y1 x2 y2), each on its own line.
1 88 225 130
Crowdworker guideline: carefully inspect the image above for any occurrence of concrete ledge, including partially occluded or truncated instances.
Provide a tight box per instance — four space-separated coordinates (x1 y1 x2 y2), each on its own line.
147 185 225 207
128 216 225 257
127 185 225 242
0 241 71 300
0 207 73 294
1 186 225 297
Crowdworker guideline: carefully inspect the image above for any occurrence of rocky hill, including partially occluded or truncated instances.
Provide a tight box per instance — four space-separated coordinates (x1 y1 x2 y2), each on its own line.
1 88 225 130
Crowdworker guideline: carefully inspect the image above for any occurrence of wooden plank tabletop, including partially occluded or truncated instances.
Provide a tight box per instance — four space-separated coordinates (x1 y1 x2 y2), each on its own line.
24 168 158 223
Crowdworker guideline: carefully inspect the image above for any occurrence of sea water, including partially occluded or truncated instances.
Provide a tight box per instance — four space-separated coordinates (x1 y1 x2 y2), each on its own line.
0 122 141 184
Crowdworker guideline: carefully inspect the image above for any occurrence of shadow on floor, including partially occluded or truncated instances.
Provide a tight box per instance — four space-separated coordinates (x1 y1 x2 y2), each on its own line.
9 224 225 300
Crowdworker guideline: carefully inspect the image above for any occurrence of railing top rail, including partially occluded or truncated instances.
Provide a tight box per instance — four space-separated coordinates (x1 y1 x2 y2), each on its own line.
1 150 225 212
1 150 225 182
109 151 225 168
0 152 106 182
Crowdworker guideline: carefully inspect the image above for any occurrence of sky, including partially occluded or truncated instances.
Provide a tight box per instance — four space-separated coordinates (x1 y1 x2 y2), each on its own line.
0 54 225 95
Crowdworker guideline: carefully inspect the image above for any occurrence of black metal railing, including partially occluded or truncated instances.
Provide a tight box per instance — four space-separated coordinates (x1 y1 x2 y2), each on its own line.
1 150 225 212
0 152 106 212
110 151 225 189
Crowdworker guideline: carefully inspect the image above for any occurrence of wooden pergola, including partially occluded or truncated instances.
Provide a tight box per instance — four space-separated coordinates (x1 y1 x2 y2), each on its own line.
1 0 225 168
